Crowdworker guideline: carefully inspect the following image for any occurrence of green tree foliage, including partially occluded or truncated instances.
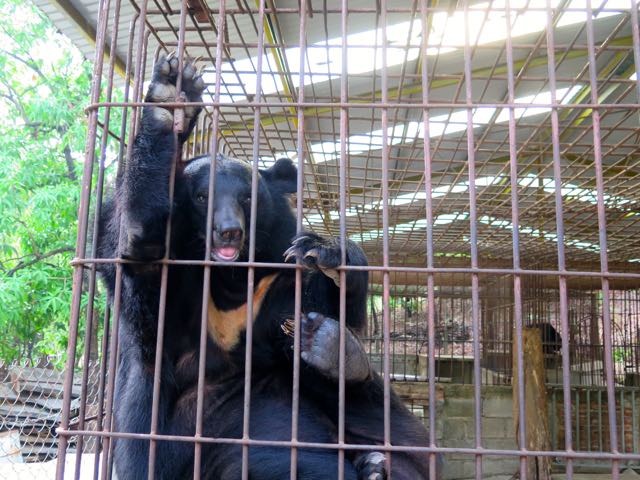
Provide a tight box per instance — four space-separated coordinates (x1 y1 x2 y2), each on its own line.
0 0 93 363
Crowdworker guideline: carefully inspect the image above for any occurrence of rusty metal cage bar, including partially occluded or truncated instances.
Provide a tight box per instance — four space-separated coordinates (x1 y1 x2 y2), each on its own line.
54 0 112 476
544 2 576 477
337 1 349 479
462 4 485 479
289 0 307 477
192 1 226 477
40 1 640 480
585 1 620 477
419 1 439 479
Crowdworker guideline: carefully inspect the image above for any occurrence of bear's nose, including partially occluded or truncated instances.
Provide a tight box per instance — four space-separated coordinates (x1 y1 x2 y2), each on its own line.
219 227 243 243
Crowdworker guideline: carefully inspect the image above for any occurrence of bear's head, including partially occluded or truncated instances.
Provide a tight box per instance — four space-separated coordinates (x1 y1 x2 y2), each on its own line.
179 154 297 262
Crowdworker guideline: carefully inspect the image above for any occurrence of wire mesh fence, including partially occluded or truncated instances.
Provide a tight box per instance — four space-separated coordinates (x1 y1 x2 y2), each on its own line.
10 0 640 478
0 359 106 478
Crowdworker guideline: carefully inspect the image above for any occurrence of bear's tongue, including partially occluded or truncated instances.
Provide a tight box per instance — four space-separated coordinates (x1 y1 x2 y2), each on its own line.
213 246 238 261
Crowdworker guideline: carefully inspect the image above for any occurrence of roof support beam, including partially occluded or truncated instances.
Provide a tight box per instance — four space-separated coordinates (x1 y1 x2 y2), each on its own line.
48 0 128 78
368 263 640 290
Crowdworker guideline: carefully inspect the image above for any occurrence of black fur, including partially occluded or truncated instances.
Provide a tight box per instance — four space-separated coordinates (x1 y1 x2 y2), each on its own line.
97 54 437 480
530 322 563 355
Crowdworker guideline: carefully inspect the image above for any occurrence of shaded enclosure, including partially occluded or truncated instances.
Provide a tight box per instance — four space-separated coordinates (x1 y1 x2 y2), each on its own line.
365 280 640 387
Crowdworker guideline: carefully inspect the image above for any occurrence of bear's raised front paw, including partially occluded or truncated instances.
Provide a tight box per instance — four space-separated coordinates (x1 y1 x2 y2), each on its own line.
283 233 342 286
145 52 206 132
299 312 336 377
283 312 370 382
354 452 387 480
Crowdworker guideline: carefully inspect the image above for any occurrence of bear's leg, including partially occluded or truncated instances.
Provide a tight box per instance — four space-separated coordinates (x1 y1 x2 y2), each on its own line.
112 341 192 480
298 312 371 383
295 312 435 479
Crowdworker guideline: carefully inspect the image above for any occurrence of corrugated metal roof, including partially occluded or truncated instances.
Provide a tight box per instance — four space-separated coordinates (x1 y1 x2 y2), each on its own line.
32 0 640 272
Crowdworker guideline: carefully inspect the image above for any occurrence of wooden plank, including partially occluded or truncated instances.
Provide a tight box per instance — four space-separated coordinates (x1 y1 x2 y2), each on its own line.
21 434 58 447
0 384 18 402
20 444 61 460
2 393 72 412
513 327 552 480
9 379 81 399
0 368 85 465
22 396 67 412
0 403 61 419
7 425 56 438
392 382 445 404
8 366 82 398
9 366 65 385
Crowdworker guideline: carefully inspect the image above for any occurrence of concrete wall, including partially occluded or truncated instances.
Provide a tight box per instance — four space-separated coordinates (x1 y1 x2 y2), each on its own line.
394 383 640 479
439 385 518 480
395 383 519 480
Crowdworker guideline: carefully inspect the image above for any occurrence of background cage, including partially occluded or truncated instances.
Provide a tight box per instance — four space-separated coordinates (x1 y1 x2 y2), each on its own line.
0 0 638 478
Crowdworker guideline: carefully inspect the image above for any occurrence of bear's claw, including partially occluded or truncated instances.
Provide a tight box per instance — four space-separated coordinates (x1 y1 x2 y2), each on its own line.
145 53 206 132
284 233 342 286
355 452 387 480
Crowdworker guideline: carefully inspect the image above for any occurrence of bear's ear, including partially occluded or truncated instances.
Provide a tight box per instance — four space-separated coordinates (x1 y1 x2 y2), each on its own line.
261 158 297 194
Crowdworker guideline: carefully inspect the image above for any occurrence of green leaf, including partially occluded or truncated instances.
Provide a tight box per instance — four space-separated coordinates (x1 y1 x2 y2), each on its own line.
0 0 106 365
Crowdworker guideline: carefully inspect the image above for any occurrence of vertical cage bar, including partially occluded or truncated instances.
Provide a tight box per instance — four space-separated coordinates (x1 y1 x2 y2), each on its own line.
73 0 123 477
379 0 393 472
461 4 483 479
502 4 528 471
92 305 111 480
587 390 592 454
419 1 438 477
584 2 620 478
114 12 138 181
55 0 111 477
289 0 308 477
242 0 267 477
545 0 575 477
337 1 349 478
630 0 640 104
192 1 226 478
576 392 581 452
621 391 626 456
147 2 189 477
100 12 142 479
633 391 638 457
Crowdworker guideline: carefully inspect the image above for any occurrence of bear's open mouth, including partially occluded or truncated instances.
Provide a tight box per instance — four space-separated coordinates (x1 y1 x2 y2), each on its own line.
211 246 240 262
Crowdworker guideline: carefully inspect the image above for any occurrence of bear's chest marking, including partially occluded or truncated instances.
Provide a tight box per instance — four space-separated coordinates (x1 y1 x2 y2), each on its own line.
207 274 278 351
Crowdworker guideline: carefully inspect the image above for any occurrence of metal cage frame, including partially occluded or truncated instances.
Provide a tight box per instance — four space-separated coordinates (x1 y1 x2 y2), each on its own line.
42 0 640 479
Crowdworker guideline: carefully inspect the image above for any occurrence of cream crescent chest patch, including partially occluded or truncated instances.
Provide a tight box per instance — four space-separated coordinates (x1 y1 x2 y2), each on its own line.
207 273 278 351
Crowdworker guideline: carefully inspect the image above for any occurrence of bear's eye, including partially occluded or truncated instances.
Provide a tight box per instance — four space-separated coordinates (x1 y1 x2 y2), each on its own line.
196 193 207 204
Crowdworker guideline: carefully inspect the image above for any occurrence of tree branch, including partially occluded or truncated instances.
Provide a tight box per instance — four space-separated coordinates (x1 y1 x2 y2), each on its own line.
5 246 74 277
0 47 48 82
0 88 28 124
63 145 77 181
15 218 39 254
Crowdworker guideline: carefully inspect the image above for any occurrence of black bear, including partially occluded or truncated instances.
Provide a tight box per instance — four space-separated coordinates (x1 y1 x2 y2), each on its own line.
529 322 563 355
98 53 436 479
